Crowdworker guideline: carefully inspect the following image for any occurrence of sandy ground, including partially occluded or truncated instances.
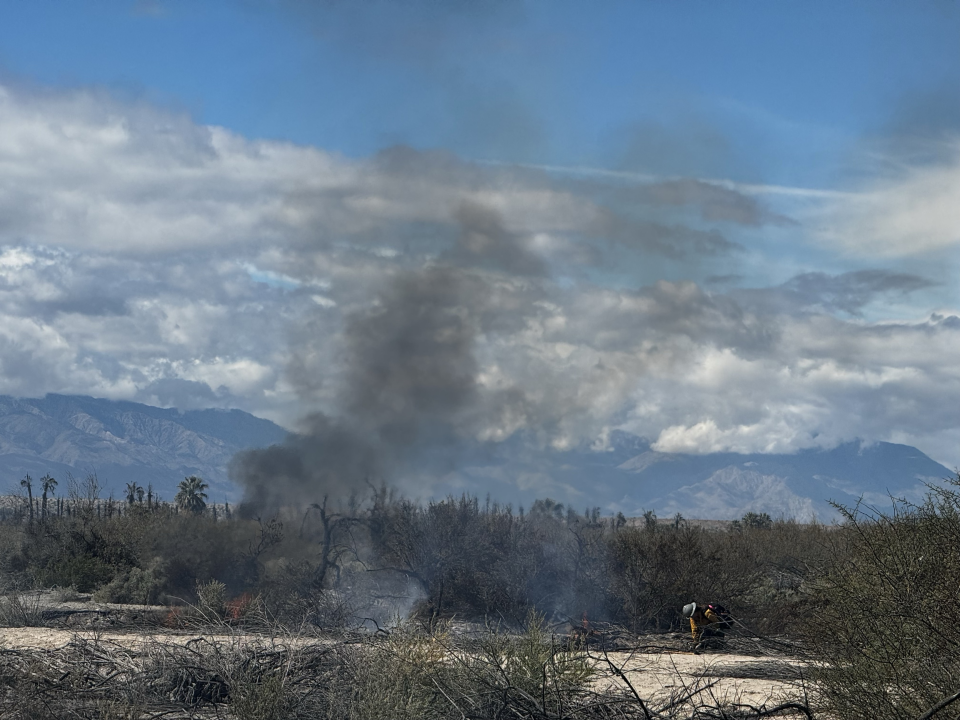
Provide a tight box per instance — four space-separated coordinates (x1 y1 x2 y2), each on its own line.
0 626 809 713
0 594 812 713
0 626 331 653
0 626 235 649
595 649 810 711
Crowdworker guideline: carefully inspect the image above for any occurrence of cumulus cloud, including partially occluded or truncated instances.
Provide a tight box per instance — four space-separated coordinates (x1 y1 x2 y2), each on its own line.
0 83 763 265
0 79 957 496
0 245 295 413
645 313 960 463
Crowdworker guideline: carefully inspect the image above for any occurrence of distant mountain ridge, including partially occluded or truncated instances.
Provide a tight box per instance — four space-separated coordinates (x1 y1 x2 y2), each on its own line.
0 396 950 520
444 431 953 522
0 395 288 501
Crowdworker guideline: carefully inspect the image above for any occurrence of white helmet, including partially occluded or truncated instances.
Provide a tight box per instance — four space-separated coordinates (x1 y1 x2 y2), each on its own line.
682 602 697 618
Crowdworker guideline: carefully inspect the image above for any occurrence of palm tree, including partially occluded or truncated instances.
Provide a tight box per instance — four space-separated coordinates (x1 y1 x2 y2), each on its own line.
175 476 209 515
20 474 33 524
125 482 142 507
40 475 57 522
136 486 145 504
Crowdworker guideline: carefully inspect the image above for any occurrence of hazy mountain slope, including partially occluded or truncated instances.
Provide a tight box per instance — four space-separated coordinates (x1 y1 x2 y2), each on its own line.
447 431 953 521
0 395 288 501
611 440 950 521
0 396 950 521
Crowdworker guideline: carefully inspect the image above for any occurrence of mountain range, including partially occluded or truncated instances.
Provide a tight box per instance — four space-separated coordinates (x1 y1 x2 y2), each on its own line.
0 394 288 502
442 431 953 522
0 395 951 520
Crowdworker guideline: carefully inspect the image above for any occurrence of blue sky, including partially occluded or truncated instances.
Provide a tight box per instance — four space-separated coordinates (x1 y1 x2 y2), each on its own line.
0 1 957 481
4 1 957 180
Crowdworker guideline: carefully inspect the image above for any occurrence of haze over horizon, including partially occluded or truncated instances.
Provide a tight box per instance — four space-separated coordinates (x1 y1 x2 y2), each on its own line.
0 1 957 500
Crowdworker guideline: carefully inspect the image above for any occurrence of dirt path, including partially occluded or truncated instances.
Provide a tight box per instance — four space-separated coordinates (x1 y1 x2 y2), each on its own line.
594 649 811 711
0 626 314 650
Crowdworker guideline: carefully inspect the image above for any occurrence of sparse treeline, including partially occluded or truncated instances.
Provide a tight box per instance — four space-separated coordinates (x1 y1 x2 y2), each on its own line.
2 472 960 718
0 474 248 603
0 473 831 634
7 473 232 526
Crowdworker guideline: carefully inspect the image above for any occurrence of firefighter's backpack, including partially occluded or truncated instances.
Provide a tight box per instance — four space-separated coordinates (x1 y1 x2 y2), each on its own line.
707 604 733 629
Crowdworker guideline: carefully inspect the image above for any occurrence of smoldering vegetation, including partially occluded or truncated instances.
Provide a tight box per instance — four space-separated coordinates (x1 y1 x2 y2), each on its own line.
0 482 829 634
1 475 960 717
0 481 825 719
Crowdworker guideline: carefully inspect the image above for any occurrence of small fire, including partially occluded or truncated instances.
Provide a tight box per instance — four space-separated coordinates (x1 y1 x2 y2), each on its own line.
571 612 598 645
164 607 183 628
226 592 255 621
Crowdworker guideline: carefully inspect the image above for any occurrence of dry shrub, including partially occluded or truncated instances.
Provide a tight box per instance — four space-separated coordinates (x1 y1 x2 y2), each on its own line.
807 475 960 719
331 612 599 720
0 621 814 719
231 672 295 720
607 521 831 635
0 590 46 627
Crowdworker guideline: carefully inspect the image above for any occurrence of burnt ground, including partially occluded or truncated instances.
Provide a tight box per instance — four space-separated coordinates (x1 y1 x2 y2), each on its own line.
0 593 815 718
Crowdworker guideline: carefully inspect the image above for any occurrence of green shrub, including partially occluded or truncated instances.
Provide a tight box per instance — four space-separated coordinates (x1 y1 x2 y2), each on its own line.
337 611 596 720
93 559 167 605
467 610 594 713
194 578 228 622
349 623 450 720
37 553 117 593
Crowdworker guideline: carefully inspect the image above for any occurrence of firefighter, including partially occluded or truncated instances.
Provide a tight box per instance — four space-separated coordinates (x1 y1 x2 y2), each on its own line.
682 602 731 648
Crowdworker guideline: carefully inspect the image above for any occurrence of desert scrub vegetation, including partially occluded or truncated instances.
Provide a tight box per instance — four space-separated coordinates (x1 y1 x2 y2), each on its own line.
0 478 835 635
805 474 960 720
0 617 815 719
7 471 960 717
329 614 597 720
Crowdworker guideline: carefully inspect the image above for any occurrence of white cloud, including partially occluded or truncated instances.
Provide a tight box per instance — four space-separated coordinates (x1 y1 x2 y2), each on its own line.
631 314 960 463
177 357 276 396
0 82 956 470
818 139 960 257
0 85 602 257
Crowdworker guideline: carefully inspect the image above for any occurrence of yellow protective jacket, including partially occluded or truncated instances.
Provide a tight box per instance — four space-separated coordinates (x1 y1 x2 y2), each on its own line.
689 606 724 641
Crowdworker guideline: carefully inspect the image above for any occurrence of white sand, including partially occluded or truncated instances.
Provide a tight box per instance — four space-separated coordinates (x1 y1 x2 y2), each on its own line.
593 649 811 712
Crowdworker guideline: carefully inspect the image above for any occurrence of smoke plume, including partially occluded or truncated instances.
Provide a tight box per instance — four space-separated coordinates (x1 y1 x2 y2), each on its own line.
232 203 541 513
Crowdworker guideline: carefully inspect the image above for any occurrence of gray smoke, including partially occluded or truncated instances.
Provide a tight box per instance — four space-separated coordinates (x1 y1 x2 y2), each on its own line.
448 200 548 277
228 139 780 512
232 201 543 512
340 264 482 452
231 413 380 513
